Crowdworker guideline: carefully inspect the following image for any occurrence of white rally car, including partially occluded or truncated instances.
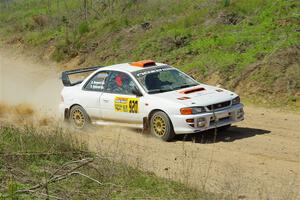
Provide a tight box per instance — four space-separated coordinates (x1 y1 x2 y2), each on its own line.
60 60 244 141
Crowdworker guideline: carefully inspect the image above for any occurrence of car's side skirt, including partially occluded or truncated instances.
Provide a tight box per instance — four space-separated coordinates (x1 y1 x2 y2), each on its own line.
92 120 143 129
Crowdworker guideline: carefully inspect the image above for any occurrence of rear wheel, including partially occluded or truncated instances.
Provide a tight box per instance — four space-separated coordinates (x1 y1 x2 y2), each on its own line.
150 111 175 141
70 105 90 130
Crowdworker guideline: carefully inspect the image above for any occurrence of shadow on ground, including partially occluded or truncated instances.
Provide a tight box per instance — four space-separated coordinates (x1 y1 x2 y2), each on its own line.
174 126 271 143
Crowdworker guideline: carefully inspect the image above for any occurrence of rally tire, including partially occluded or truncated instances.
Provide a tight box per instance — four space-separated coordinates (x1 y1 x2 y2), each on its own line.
150 111 175 141
70 105 90 130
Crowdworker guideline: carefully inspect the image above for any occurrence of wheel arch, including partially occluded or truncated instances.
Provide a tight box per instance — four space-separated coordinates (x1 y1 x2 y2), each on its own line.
64 103 84 120
148 109 174 128
147 109 175 141
148 109 164 120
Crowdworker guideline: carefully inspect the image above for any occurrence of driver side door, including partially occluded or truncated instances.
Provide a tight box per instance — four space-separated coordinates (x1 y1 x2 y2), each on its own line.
100 71 145 124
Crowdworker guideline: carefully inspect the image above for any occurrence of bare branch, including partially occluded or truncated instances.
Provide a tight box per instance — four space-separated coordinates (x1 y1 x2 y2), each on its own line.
16 158 94 194
69 171 120 187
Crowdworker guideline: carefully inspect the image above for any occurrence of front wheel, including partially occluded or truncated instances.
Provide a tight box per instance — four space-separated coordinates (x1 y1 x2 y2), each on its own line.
150 111 175 141
70 105 90 130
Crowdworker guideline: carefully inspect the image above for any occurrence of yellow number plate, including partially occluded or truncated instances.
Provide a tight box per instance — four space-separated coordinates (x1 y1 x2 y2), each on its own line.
114 97 139 113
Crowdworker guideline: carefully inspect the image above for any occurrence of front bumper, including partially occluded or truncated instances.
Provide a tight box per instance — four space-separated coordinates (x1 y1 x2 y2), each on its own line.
170 104 244 134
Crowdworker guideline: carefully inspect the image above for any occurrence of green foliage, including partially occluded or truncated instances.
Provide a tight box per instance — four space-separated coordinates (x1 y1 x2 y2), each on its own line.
78 22 90 35
0 125 215 199
0 0 299 100
0 126 85 156
7 180 22 200
224 0 230 7
52 40 69 62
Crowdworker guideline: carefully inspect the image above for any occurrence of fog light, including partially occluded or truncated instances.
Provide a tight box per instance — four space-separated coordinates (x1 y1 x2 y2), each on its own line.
186 119 194 123
237 108 244 118
197 118 206 127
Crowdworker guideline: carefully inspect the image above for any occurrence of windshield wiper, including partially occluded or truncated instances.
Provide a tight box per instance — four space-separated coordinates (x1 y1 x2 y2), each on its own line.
148 88 172 94
148 84 198 94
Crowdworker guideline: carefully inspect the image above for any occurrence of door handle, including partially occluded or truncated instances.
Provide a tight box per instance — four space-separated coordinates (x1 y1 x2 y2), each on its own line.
103 99 109 103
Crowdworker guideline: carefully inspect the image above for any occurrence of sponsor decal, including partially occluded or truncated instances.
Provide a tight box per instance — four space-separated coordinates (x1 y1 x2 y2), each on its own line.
90 80 104 90
114 97 139 113
134 65 171 77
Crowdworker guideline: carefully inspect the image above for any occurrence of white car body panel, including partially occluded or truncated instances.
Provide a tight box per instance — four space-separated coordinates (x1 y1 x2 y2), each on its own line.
99 92 147 123
60 62 244 134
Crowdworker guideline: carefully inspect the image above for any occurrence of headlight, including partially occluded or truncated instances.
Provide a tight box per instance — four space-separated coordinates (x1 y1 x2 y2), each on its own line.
180 107 206 115
232 96 240 105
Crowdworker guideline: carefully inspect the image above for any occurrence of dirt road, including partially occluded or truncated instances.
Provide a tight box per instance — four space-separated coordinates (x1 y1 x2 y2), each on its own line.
1 49 299 199
85 106 300 199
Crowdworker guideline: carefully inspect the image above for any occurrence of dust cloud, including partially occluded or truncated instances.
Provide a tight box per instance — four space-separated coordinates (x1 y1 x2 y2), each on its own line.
0 49 62 116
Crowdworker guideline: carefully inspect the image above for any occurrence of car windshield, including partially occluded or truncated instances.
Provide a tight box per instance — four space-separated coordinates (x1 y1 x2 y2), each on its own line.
133 67 199 94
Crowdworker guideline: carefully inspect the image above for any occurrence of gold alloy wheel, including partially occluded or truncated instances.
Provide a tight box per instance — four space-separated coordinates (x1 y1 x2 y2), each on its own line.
153 116 167 136
72 109 85 128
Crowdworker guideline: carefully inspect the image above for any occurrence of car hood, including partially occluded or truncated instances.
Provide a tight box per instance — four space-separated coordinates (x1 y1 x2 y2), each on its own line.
150 84 236 107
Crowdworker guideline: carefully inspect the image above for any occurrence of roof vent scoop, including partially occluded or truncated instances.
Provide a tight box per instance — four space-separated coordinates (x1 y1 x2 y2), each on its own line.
131 60 156 68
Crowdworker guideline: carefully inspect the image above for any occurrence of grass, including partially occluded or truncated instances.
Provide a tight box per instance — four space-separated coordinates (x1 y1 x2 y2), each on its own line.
0 125 217 199
0 0 299 107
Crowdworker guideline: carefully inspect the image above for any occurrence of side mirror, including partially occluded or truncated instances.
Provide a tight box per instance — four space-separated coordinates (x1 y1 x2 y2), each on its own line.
132 86 143 97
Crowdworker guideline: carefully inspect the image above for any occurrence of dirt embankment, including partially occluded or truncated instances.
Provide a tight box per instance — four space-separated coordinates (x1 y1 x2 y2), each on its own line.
194 45 300 107
1 49 300 199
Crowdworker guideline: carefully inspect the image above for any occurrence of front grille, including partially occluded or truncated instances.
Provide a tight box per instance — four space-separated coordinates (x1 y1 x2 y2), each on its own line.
207 101 231 111
210 116 230 123
210 116 231 127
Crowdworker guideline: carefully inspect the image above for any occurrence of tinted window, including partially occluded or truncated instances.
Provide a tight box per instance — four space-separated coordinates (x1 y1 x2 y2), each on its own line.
84 71 109 91
105 71 136 95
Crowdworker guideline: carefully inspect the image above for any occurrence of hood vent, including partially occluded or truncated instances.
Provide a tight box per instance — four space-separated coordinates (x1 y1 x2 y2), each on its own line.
177 97 191 100
180 87 205 94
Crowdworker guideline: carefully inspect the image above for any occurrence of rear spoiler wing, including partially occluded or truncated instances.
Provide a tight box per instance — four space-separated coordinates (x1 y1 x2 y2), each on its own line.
61 66 102 86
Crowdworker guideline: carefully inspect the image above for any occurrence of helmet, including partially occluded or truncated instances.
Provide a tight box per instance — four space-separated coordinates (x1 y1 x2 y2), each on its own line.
115 75 123 87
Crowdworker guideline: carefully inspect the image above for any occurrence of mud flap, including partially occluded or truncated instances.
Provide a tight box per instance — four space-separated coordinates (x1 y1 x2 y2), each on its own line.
64 108 70 121
143 117 149 134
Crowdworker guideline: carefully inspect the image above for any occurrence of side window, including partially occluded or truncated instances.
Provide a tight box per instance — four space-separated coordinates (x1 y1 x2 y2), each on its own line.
84 71 109 91
105 71 136 95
